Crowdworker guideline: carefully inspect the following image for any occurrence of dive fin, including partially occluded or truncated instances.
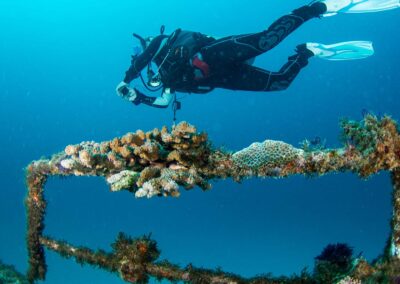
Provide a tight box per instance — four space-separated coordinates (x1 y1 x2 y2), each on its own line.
306 41 374 61
322 0 400 17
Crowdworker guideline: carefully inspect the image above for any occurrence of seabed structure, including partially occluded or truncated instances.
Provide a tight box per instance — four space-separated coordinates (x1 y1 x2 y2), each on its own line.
1 114 400 283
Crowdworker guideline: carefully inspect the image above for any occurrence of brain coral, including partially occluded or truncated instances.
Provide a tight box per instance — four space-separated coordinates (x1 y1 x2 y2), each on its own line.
232 140 303 169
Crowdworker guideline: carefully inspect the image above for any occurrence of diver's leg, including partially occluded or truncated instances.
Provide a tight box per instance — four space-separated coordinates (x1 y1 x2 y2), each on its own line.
265 50 313 91
201 3 327 64
203 49 313 92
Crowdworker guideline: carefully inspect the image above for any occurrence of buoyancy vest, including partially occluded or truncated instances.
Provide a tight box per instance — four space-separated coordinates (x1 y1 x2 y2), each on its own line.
153 30 215 93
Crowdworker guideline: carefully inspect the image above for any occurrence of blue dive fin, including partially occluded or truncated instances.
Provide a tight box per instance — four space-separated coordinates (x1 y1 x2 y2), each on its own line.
306 41 374 61
322 0 400 17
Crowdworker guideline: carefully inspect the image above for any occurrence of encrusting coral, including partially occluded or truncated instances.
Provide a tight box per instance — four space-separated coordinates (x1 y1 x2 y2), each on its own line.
24 115 400 283
391 170 400 259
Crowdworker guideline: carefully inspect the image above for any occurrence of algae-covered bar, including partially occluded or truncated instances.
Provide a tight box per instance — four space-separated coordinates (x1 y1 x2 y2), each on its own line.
23 115 400 283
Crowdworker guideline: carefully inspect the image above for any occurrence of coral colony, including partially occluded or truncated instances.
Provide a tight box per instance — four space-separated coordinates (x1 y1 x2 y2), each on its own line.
3 115 398 283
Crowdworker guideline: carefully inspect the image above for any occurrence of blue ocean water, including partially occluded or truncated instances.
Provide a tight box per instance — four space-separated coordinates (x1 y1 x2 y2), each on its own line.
1 0 399 283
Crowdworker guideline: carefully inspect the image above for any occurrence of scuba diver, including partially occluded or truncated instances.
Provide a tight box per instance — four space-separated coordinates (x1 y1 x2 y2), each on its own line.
116 0 399 109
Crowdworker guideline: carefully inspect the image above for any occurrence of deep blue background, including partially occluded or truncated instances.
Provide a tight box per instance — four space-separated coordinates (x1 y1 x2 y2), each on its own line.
1 0 399 283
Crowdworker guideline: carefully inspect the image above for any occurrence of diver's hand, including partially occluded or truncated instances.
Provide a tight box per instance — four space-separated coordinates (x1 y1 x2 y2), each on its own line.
116 81 130 97
116 81 137 102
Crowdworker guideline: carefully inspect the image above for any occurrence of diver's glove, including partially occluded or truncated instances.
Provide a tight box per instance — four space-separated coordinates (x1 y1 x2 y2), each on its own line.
116 81 138 102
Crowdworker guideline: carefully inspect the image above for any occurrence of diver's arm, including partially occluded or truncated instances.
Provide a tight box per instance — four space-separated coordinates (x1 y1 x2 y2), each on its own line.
123 35 167 83
133 88 174 108
116 35 167 100
116 83 173 108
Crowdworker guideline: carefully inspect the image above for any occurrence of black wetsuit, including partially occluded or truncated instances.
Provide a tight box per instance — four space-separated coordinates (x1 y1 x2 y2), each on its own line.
123 3 326 99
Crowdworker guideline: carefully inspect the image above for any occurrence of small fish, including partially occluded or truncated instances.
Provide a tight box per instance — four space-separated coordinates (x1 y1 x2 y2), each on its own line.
310 136 321 146
361 108 370 118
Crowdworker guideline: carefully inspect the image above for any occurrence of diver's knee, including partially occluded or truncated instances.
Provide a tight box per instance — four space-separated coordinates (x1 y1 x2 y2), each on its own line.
266 81 290 91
